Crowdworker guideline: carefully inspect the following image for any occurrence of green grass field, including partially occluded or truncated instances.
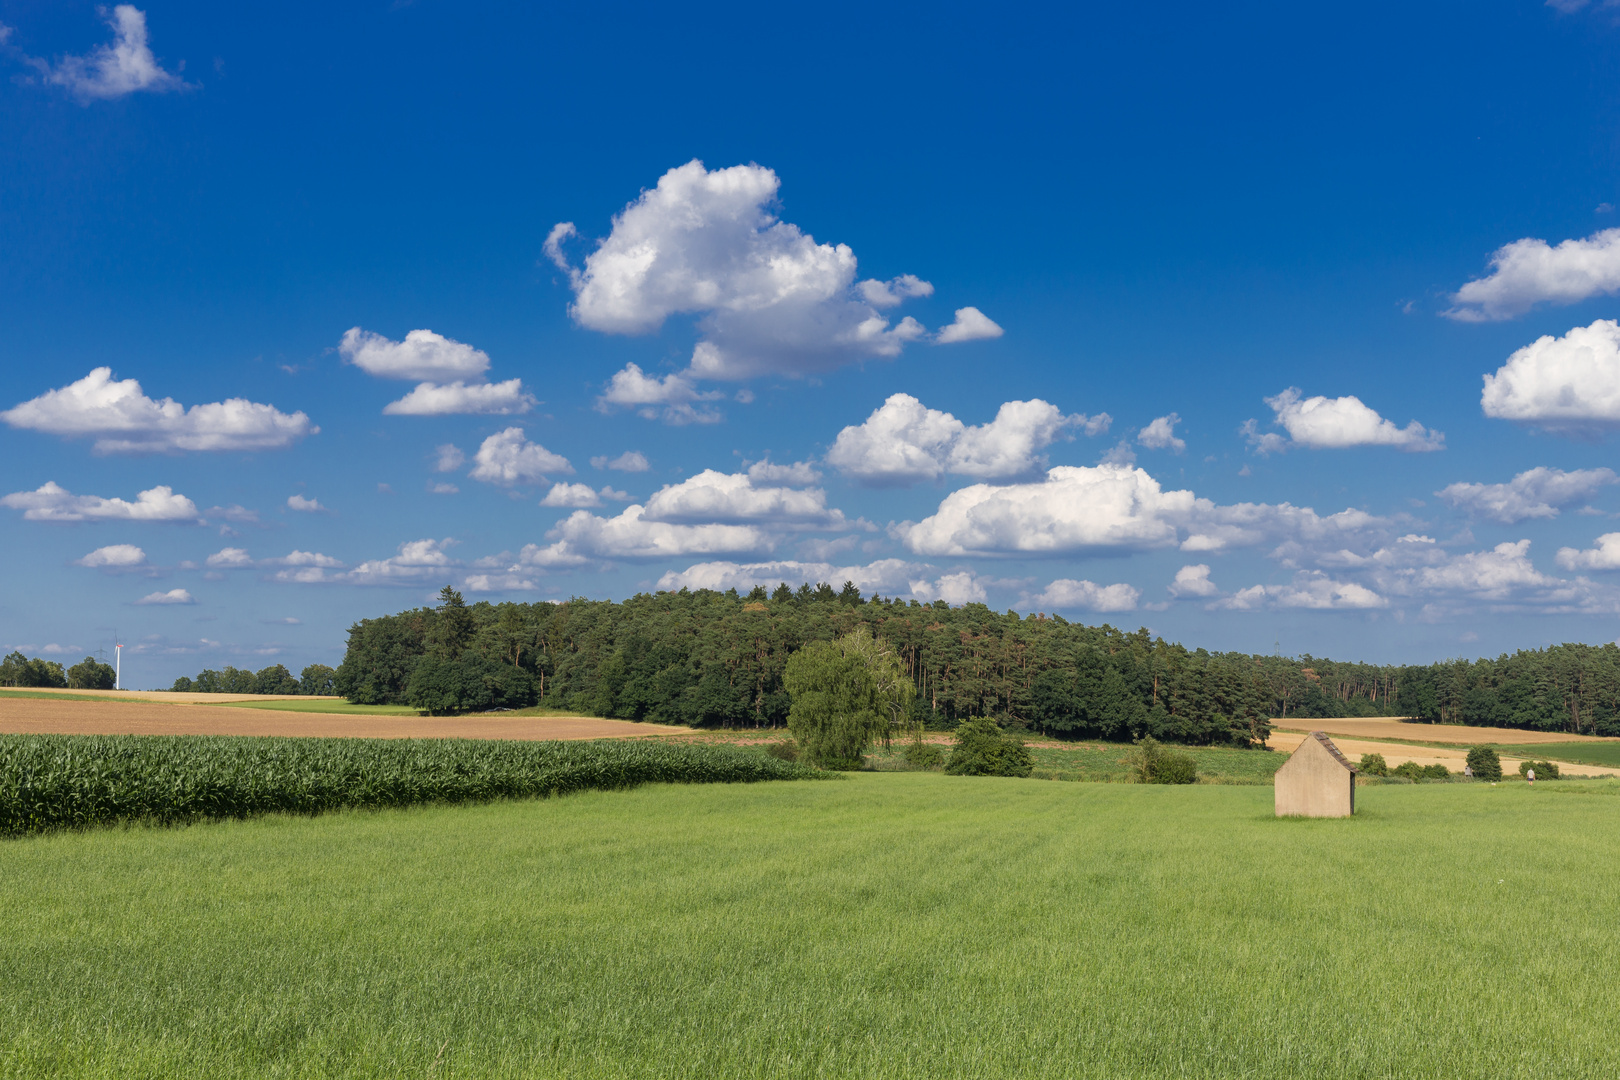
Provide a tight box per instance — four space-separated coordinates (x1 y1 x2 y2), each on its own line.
209 698 420 715
0 689 128 704
4 774 1618 1078
864 740 1286 783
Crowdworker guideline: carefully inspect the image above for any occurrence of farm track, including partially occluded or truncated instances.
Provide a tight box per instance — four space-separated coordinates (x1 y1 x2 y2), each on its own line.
1269 716 1609 744
0 697 692 741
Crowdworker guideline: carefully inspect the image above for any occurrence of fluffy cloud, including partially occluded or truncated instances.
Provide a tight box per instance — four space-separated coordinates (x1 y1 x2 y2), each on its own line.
1245 388 1443 452
287 494 325 513
546 160 983 380
205 547 254 568
75 544 147 568
1400 540 1557 600
517 508 767 567
382 379 535 416
935 307 1004 345
656 557 923 594
1024 578 1142 612
897 464 1194 556
1557 534 1620 571
306 539 458 586
641 469 847 528
1 482 200 523
1436 467 1617 523
1216 573 1387 611
340 327 490 381
340 328 537 416
827 394 1109 487
592 450 650 472
1137 413 1186 452
1 368 316 454
1480 319 1620 430
595 363 724 425
1168 564 1219 597
468 428 573 485
135 588 195 606
16 6 189 103
541 482 605 508
1446 228 1620 322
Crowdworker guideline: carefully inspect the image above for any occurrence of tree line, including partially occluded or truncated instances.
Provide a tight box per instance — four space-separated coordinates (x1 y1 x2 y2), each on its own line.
331 584 1620 738
170 664 337 696
1 652 116 690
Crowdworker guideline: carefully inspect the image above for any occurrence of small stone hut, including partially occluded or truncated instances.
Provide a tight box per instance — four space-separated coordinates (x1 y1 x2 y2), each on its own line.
1274 732 1356 817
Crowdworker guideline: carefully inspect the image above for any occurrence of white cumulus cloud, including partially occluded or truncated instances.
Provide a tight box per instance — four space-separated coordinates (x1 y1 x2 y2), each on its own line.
1215 573 1387 611
1 368 317 454
596 363 724 425
19 6 189 103
1481 319 1620 431
1436 467 1617 523
434 444 465 472
287 494 325 513
656 557 926 595
641 469 847 529
1557 533 1620 571
1024 578 1142 613
827 393 1109 487
1 482 200 523
517 507 767 567
934 307 1004 344
1137 413 1186 452
1245 388 1443 452
340 327 491 381
382 379 536 416
468 428 573 485
896 464 1194 556
1446 228 1620 322
205 547 254 568
135 588 195 606
546 160 965 380
1168 564 1219 597
75 544 147 568
540 482 603 508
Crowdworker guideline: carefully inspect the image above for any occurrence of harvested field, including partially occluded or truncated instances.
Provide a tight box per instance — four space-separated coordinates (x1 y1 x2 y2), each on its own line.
1269 716 1610 745
0 696 690 741
1267 730 1617 776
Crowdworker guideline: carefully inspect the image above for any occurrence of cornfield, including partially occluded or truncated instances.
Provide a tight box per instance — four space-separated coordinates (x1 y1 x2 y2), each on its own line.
0 734 825 835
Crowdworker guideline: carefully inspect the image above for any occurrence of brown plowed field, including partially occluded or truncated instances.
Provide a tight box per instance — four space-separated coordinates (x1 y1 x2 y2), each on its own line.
1271 717 1607 744
0 697 690 741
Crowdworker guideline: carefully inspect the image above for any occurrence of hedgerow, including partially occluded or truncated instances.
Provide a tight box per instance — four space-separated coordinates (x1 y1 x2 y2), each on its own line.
0 734 826 836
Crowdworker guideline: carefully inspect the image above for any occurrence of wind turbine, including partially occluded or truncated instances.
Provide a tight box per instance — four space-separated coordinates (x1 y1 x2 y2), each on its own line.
114 634 122 691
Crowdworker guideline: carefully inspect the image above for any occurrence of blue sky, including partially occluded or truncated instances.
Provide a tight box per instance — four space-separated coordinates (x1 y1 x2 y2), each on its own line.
7 1 1620 686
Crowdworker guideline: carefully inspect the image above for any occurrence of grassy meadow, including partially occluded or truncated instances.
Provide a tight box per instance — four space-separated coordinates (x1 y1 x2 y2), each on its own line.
3 773 1619 1078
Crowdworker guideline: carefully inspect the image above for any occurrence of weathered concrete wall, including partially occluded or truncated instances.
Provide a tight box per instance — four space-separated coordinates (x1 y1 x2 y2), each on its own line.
1274 732 1355 817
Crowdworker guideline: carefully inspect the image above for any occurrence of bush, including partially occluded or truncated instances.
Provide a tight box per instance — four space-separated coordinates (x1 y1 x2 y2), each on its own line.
66 657 116 691
1518 759 1560 780
1133 736 1198 784
763 740 798 762
1391 761 1450 781
0 734 829 835
1358 753 1388 777
1465 746 1503 782
945 718 1033 777
903 741 944 769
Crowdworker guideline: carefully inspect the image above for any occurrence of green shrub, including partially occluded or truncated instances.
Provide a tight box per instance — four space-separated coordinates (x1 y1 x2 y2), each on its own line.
1422 763 1449 779
1133 736 1198 784
1358 753 1388 777
1466 746 1503 782
1518 759 1559 780
0 734 828 835
1391 761 1450 781
946 718 1033 777
903 741 945 769
764 740 798 762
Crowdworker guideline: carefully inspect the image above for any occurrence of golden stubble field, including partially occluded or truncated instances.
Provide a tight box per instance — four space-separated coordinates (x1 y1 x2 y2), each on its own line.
0 693 690 741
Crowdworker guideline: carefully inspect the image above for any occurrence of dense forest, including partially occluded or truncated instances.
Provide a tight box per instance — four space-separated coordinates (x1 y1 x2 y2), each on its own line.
170 664 336 696
332 584 1620 739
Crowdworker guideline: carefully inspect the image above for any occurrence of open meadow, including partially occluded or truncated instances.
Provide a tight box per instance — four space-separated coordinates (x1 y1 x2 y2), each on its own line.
3 772 1619 1079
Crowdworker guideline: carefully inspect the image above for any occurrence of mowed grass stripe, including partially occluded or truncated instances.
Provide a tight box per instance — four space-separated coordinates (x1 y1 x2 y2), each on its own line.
2 775 1618 1078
